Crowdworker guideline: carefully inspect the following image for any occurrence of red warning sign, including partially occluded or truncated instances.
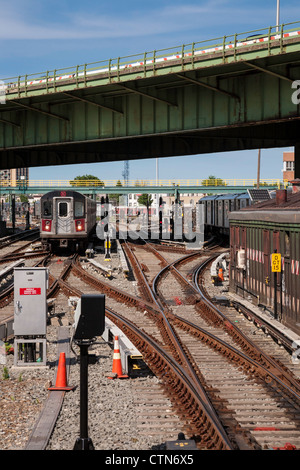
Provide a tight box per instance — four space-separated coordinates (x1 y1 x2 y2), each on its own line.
20 288 41 295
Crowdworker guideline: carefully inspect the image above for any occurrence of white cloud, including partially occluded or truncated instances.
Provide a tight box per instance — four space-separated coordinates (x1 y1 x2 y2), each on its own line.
0 1 279 40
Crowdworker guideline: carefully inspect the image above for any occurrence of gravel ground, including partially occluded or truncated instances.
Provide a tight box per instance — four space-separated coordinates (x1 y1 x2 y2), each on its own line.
0 247 176 451
46 330 165 451
0 323 168 451
0 327 56 450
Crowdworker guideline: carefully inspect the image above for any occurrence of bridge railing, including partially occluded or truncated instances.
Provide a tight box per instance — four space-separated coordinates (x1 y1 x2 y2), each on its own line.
2 21 300 98
0 178 289 189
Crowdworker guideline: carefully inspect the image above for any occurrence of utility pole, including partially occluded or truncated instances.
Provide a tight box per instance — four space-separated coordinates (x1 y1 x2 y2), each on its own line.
257 149 261 189
276 0 280 32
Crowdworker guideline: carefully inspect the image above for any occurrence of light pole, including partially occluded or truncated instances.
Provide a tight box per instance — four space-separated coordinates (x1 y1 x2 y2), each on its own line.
276 0 280 32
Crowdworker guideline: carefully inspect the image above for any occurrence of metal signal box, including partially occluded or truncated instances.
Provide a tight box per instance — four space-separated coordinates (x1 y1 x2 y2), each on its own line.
74 294 105 341
13 267 49 336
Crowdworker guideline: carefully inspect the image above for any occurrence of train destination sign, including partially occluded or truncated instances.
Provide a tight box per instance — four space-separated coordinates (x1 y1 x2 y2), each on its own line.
271 253 281 272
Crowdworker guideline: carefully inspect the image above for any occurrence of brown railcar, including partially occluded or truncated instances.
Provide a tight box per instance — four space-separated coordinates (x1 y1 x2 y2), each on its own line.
229 185 300 335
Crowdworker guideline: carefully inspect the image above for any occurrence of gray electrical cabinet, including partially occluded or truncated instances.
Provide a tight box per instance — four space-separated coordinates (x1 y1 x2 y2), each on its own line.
13 267 49 336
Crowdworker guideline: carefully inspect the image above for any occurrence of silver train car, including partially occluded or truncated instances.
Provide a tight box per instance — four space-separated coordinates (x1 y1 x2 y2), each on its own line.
40 190 97 251
200 193 251 235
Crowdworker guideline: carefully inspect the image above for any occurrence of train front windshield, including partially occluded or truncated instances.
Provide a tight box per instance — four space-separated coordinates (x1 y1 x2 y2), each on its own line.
42 199 52 217
74 200 84 218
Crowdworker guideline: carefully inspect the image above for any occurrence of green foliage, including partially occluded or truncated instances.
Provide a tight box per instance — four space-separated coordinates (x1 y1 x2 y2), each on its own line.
253 181 277 187
201 175 226 186
110 180 123 203
19 194 28 203
137 194 153 207
2 366 9 380
69 175 105 187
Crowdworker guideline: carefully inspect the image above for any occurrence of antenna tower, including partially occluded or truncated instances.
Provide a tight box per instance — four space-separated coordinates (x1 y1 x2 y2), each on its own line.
122 161 129 186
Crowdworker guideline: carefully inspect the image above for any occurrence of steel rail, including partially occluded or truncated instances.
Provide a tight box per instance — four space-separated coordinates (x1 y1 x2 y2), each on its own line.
0 228 40 249
226 299 297 355
168 310 300 404
121 240 238 446
104 306 235 450
56 245 235 449
54 247 300 449
70 254 159 314
0 235 41 259
123 241 206 375
54 272 235 448
191 256 300 394
135 240 300 396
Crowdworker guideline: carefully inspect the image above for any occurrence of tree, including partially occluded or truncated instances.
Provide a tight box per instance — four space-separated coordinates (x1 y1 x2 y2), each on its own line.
19 194 28 203
110 180 123 204
137 193 153 207
201 175 226 186
69 175 105 187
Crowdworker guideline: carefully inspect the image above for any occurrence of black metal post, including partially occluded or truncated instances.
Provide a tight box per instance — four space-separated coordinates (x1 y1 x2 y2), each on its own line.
74 341 94 450
294 143 300 179
274 271 278 320
12 195 15 231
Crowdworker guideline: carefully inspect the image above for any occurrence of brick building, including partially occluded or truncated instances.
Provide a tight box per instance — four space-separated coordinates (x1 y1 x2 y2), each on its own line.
283 151 295 182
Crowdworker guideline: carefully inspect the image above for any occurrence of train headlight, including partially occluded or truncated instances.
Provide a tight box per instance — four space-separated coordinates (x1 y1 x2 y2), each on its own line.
42 219 52 231
75 219 85 232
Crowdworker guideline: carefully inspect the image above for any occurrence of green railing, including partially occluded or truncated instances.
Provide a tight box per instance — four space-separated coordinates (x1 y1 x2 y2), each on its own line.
2 21 300 97
1 178 289 188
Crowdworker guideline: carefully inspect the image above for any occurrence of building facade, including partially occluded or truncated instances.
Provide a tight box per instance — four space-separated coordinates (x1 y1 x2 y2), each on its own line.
283 151 295 182
0 168 29 187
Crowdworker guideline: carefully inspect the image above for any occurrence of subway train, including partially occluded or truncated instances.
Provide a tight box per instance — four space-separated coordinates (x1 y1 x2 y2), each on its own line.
40 190 97 252
199 193 251 235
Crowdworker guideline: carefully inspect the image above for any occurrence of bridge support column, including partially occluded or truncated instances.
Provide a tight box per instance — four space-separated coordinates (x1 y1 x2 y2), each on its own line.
294 144 300 179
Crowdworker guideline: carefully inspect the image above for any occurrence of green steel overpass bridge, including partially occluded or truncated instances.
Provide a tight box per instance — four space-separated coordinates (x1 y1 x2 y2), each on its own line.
0 22 300 174
0 178 288 197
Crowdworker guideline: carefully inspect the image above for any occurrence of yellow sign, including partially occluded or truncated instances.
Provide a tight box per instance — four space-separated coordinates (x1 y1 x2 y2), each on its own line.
271 253 281 272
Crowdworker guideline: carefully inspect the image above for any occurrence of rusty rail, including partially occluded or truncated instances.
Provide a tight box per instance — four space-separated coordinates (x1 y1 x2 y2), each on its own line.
134 241 300 395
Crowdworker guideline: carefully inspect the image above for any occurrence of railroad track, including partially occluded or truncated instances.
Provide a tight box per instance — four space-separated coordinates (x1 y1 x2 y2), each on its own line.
62 243 297 449
3 238 300 450
122 240 300 449
26 247 234 450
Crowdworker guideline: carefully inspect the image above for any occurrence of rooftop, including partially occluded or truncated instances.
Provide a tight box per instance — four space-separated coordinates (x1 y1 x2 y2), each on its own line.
229 185 300 224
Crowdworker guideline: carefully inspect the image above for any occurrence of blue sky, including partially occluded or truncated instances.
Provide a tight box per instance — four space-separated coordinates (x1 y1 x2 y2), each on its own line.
0 0 299 182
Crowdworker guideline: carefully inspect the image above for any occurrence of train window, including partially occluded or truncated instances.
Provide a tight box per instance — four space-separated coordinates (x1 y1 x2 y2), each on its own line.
285 232 290 257
75 201 84 218
59 202 68 217
43 200 52 217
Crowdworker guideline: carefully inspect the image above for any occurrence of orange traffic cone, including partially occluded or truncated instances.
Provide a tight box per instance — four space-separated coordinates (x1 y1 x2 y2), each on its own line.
218 268 224 282
107 336 128 379
48 352 75 391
